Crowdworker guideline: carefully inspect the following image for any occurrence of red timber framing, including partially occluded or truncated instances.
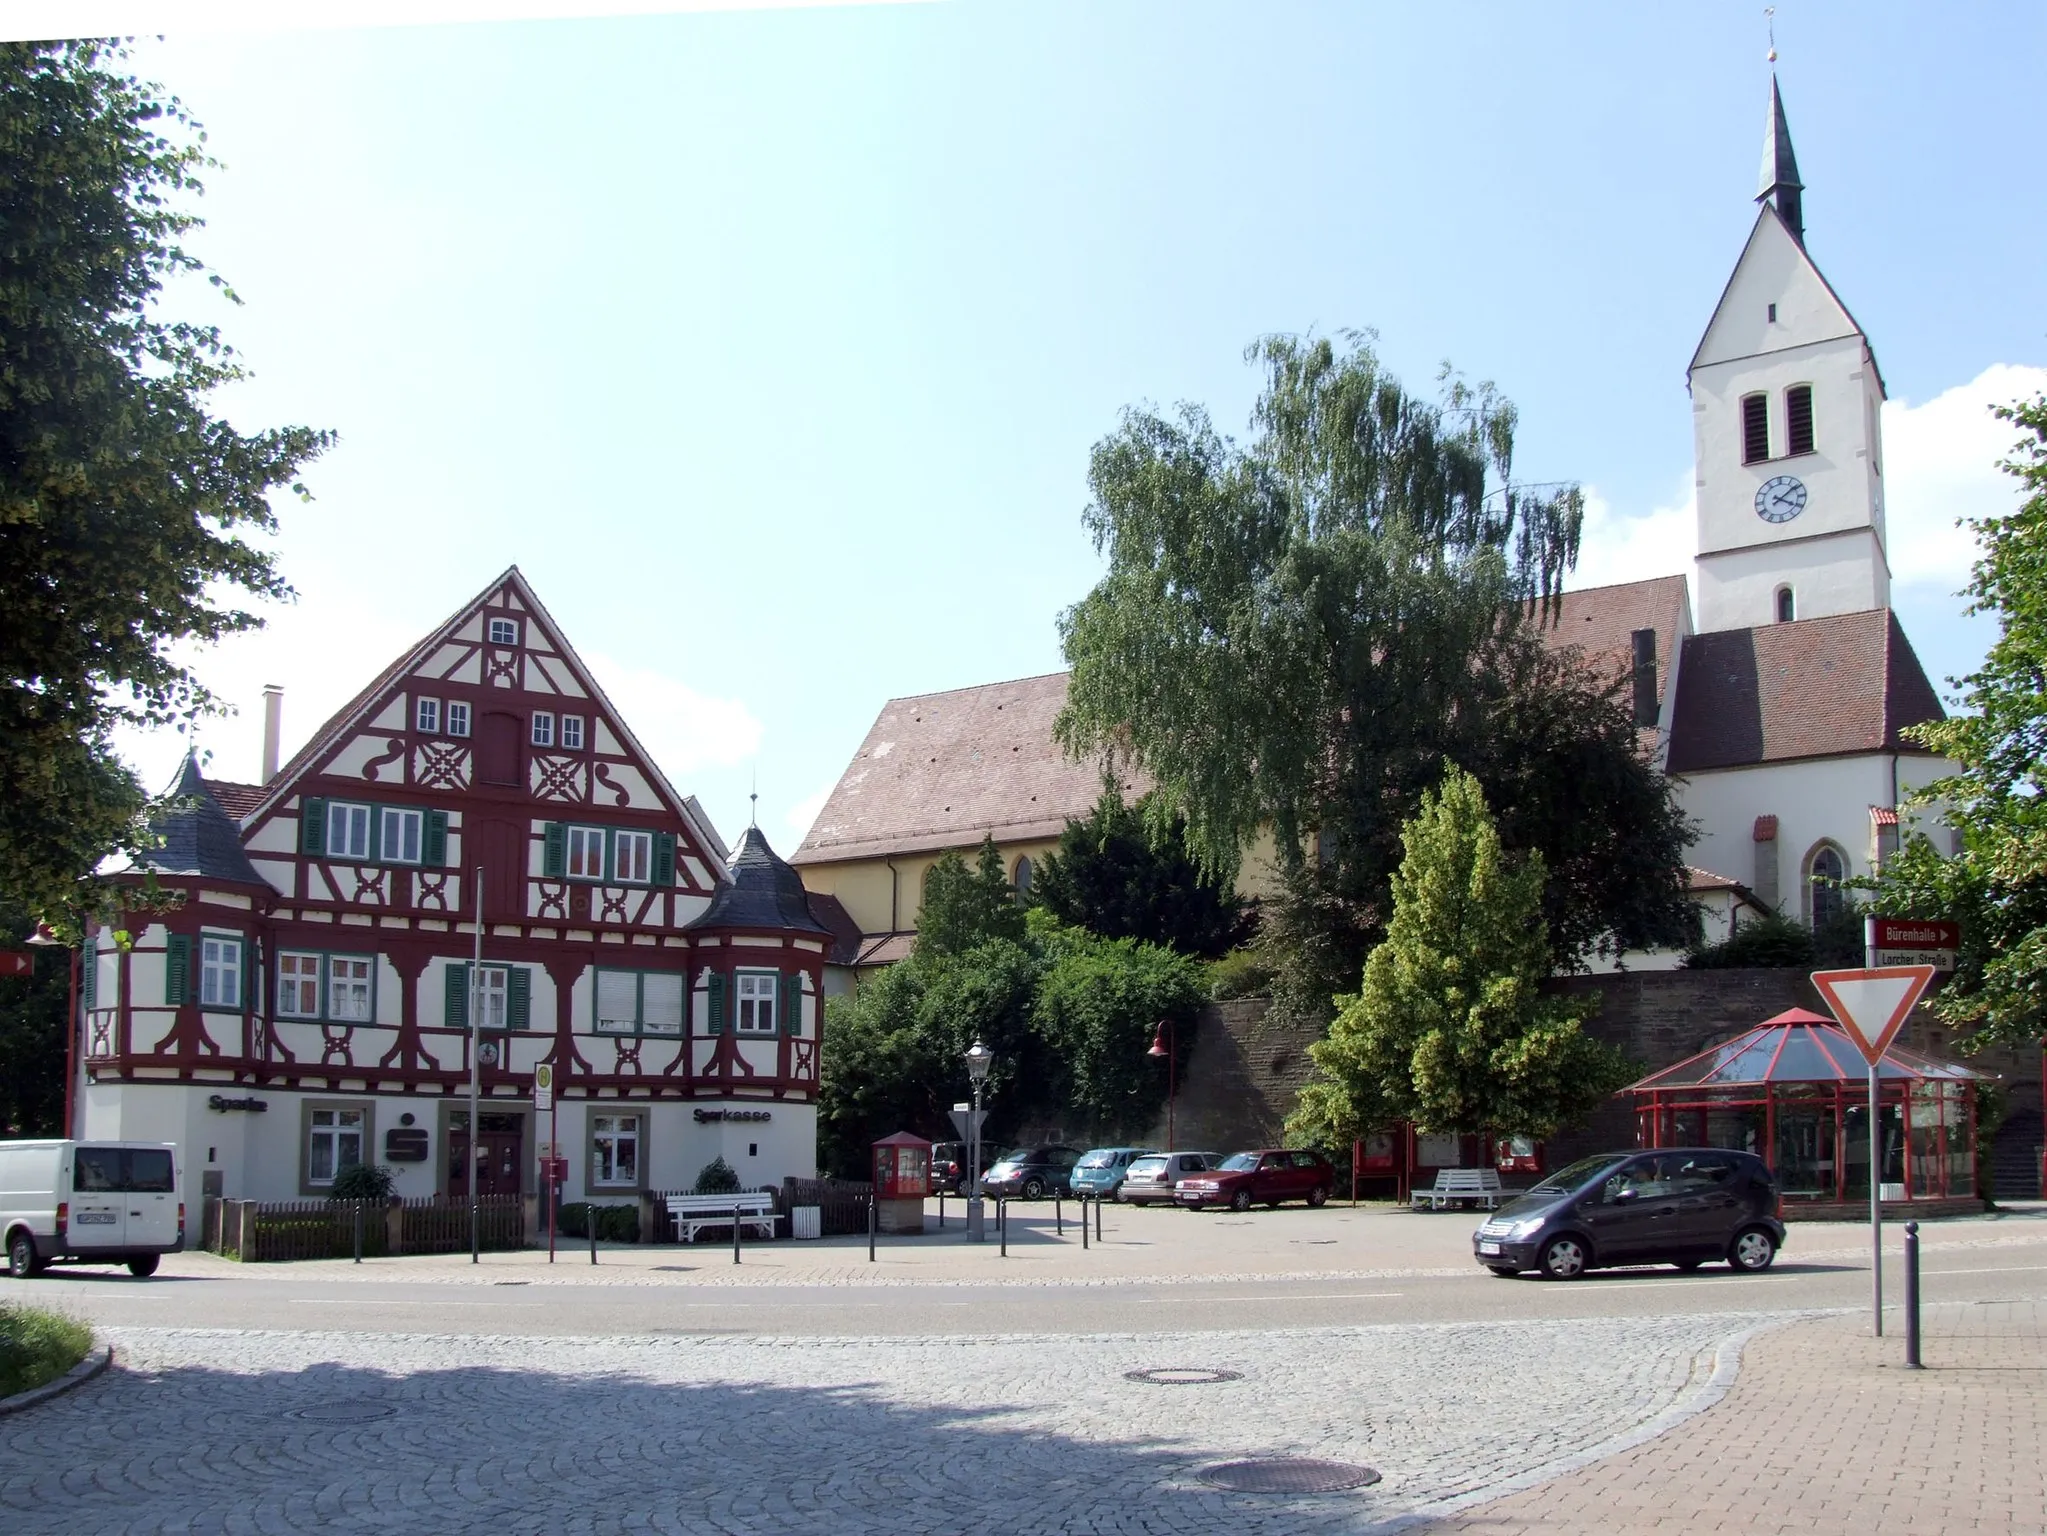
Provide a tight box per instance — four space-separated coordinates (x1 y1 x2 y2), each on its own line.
86 568 826 1140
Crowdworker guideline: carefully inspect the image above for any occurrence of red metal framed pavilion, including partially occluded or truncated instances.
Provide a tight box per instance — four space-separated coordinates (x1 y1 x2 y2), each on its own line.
1624 1009 1993 1211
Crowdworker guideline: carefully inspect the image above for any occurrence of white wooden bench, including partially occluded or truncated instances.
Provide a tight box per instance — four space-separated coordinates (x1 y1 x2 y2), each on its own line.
665 1192 783 1243
1411 1168 1505 1211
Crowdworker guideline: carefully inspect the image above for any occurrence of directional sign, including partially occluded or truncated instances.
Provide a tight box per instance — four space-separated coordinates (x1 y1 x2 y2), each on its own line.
1811 965 1937 1066
1866 917 1959 972
0 951 33 979
533 1062 555 1111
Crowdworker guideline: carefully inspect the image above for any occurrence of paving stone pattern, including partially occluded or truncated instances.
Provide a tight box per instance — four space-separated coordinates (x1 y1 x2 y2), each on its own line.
0 1315 1772 1536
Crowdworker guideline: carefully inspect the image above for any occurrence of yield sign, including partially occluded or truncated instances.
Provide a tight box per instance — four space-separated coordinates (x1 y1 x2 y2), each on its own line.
1811 966 1937 1066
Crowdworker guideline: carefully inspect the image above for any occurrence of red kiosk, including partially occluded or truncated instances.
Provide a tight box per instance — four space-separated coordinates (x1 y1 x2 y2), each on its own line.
871 1131 932 1234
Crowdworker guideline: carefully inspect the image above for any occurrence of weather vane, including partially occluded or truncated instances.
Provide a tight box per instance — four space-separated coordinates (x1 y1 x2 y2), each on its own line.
1765 6 1778 64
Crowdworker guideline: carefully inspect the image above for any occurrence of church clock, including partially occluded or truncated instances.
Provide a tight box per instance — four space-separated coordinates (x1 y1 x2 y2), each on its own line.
1754 474 1807 524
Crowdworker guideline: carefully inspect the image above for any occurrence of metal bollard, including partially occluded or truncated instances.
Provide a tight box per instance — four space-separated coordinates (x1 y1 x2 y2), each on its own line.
1055 1193 1063 1235
999 1198 1007 1256
868 1195 877 1262
1095 1193 1104 1243
938 1190 945 1231
353 1201 363 1264
589 1206 597 1266
733 1201 742 1265
1904 1220 1923 1369
1081 1195 1089 1249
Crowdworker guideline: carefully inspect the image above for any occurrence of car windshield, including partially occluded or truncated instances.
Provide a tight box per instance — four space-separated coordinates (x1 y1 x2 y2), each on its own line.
1219 1153 1259 1172
1128 1157 1166 1174
1078 1152 1116 1168
1527 1154 1632 1194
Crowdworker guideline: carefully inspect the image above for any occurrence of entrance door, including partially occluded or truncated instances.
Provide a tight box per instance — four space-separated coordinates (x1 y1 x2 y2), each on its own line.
449 1113 524 1198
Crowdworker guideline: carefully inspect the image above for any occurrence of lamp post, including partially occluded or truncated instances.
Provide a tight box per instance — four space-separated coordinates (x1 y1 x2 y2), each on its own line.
27 925 79 1139
965 1040 993 1242
1148 1021 1174 1152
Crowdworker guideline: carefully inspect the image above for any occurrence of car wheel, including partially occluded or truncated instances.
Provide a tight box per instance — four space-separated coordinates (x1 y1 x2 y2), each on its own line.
1229 1189 1253 1213
7 1231 40 1279
1486 1265 1519 1278
1307 1185 1330 1208
127 1255 160 1279
1539 1235 1589 1280
1112 1184 1126 1203
1729 1226 1778 1273
1022 1177 1046 1201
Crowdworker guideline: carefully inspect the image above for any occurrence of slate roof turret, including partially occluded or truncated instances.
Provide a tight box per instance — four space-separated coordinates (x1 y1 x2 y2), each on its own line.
143 754 267 886
690 826 830 935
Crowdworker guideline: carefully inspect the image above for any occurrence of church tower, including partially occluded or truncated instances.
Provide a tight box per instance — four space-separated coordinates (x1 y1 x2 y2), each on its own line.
1688 77 1890 634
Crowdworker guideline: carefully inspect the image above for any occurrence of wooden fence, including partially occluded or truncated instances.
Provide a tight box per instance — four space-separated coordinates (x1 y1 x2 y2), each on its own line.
778 1177 874 1237
205 1195 524 1261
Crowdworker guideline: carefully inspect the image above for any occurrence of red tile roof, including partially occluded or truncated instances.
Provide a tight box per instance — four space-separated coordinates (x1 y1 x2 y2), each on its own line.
1666 609 1944 772
203 779 269 821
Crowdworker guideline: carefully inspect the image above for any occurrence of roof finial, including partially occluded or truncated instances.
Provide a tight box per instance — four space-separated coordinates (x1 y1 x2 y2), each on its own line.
750 766 758 829
1765 5 1777 64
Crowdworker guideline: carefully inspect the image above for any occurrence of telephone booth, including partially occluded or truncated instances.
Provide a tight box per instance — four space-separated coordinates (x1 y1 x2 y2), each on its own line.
871 1131 932 1234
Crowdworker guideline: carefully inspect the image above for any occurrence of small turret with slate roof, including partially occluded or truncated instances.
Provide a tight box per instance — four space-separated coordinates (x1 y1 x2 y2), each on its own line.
690 825 830 936
144 753 267 887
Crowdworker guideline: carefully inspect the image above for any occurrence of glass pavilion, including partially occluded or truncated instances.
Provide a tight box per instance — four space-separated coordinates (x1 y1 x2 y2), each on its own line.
1624 1008 1991 1205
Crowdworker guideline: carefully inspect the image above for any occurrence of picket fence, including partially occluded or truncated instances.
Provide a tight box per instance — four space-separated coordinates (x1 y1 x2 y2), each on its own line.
206 1195 525 1262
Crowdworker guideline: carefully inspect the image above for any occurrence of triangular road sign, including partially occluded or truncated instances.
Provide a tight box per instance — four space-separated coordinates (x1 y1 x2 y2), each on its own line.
1811 966 1937 1066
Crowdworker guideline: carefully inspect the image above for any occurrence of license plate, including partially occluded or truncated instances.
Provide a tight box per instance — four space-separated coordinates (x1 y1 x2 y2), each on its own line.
1477 1240 1501 1255
74 1212 117 1225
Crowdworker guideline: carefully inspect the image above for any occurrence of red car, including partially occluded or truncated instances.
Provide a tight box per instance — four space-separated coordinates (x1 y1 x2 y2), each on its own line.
1176 1149 1336 1211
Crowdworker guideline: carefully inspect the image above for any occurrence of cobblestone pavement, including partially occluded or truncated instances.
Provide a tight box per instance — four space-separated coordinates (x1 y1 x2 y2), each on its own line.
1420 1300 2047 1535
0 1314 1778 1535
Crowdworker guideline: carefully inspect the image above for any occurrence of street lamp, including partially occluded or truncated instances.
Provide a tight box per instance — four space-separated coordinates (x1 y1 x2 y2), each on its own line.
964 1041 993 1242
1148 1021 1174 1153
27 924 80 1139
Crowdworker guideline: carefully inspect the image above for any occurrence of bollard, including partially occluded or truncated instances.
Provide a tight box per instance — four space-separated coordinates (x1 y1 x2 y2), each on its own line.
353 1201 363 1264
1904 1220 1923 1369
938 1190 945 1231
1055 1193 1063 1235
589 1206 598 1266
733 1201 742 1266
1081 1194 1089 1249
868 1195 877 1263
1095 1193 1104 1243
999 1198 1007 1257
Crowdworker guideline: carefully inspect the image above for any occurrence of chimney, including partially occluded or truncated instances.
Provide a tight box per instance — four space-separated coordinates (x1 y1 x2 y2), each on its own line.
261 685 284 782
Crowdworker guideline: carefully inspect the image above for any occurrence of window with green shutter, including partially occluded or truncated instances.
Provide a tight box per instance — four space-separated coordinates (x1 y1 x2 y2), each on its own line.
653 833 676 886
164 934 193 1006
783 973 803 1036
507 968 531 1031
706 972 726 1035
423 810 449 867
300 798 326 854
543 822 567 877
444 963 469 1030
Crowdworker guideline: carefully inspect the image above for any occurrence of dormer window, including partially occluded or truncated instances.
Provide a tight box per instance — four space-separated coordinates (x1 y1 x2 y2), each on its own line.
416 697 440 734
1785 384 1814 456
1741 393 1771 464
488 618 519 647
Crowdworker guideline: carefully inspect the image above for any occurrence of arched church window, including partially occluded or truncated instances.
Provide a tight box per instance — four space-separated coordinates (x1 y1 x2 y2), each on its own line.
1741 394 1771 464
1786 385 1815 456
1807 844 1847 930
1776 586 1796 624
1012 855 1034 897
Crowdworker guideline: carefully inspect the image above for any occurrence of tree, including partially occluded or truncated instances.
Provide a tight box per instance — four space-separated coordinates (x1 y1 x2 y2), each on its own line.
1870 395 2047 1050
915 837 1026 960
1 41 330 926
1029 779 1253 958
0 903 68 1135
1055 332 1690 1028
1288 767 1634 1148
1029 917 1205 1133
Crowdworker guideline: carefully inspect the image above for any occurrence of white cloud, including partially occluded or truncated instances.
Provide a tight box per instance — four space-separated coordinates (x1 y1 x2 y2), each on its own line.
1565 475 1695 592
1882 363 2047 592
582 652 763 781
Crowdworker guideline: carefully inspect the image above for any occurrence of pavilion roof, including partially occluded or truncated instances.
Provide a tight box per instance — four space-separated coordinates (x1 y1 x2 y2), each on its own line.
1625 1009 1993 1090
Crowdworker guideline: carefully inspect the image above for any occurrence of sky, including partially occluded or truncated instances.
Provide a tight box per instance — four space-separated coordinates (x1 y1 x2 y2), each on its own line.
20 0 2044 852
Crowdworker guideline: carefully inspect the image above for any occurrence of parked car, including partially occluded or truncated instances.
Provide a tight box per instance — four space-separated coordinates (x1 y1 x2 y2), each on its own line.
930 1142 1009 1197
1472 1148 1786 1280
1176 1149 1336 1211
1069 1147 1157 1201
980 1146 1083 1201
1 1139 185 1279
1120 1151 1220 1205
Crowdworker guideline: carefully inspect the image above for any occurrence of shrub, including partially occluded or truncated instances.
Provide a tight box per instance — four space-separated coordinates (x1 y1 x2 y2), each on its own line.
693 1156 741 1195
1683 910 1815 969
1206 946 1275 1000
0 1304 94 1399
326 1163 396 1202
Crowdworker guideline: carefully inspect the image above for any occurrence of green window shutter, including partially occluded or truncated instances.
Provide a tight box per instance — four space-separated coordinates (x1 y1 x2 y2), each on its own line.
300 798 326 855
706 972 726 1035
423 811 448 867
444 963 469 1030
653 833 676 887
603 828 617 883
81 939 97 1011
508 968 531 1031
784 973 805 1036
165 935 192 1006
244 943 259 1014
543 822 566 878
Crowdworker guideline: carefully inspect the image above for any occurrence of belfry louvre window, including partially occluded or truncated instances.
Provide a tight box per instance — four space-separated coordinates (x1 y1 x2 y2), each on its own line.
1742 393 1771 464
1786 385 1815 456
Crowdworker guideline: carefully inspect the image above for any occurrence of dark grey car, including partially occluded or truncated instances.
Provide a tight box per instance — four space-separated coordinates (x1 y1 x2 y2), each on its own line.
1472 1148 1787 1280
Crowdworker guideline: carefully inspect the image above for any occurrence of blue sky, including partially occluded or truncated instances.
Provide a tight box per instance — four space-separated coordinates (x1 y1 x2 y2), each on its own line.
57 1 2047 849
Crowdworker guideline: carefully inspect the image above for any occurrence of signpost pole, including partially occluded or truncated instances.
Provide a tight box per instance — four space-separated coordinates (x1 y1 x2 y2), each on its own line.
1868 1060 1883 1337
470 869 484 1266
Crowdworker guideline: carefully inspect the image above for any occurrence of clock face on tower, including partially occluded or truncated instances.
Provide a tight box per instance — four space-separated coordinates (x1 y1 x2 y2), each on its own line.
1755 474 1808 524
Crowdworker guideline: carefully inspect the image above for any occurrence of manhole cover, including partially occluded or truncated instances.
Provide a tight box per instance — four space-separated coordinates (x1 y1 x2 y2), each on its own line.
1123 1367 1243 1386
292 1401 397 1425
1200 1458 1381 1494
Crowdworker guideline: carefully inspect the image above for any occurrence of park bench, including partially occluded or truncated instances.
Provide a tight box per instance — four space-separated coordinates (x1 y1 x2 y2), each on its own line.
1411 1167 1505 1211
665 1191 783 1243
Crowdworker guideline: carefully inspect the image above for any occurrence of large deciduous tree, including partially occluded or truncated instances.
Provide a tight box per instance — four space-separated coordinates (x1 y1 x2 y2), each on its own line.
1287 768 1634 1149
1870 395 2047 1050
1 40 330 926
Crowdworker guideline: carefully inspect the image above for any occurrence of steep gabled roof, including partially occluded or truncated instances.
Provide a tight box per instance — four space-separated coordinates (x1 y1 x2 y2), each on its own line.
690 827 829 934
1666 609 1944 773
204 779 268 820
143 755 267 885
246 566 729 869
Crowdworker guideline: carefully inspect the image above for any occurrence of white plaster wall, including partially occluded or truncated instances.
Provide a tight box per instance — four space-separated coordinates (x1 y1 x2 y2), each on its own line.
653 1104 816 1191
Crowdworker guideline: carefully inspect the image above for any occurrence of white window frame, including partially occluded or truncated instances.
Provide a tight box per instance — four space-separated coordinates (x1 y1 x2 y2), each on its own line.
590 1114 641 1188
559 715 584 750
277 952 321 1019
593 969 683 1036
446 701 471 738
380 807 423 865
199 934 242 1011
415 697 441 733
307 1107 364 1187
327 955 375 1023
488 617 519 647
735 970 778 1035
475 964 511 1031
614 830 652 885
325 802 371 861
531 711 554 747
566 824 606 881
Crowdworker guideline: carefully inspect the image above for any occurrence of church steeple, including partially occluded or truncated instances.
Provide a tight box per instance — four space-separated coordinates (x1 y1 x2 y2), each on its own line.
1756 75 1805 244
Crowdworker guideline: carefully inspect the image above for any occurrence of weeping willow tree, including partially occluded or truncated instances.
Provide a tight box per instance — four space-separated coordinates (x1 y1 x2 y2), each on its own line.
1057 332 1690 1028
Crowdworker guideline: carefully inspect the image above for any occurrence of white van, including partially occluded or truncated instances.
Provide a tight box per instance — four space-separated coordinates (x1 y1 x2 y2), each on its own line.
0 1140 184 1279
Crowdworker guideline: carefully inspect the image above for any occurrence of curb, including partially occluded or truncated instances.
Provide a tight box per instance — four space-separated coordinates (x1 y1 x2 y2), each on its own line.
0 1342 113 1418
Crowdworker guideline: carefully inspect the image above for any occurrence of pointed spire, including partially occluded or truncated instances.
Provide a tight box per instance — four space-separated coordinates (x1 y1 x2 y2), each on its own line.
1756 74 1805 244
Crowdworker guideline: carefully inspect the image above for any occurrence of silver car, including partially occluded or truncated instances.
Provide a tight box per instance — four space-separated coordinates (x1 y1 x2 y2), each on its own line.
1120 1151 1220 1205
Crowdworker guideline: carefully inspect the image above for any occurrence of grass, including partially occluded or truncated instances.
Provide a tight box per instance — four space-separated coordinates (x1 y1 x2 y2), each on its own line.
0 1303 95 1400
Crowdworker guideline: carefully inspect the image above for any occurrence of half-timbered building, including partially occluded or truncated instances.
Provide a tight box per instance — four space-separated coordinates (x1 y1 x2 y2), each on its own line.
76 568 829 1205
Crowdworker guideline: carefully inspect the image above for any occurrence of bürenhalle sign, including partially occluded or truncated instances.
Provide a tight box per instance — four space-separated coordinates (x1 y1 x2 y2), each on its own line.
1869 918 1960 949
